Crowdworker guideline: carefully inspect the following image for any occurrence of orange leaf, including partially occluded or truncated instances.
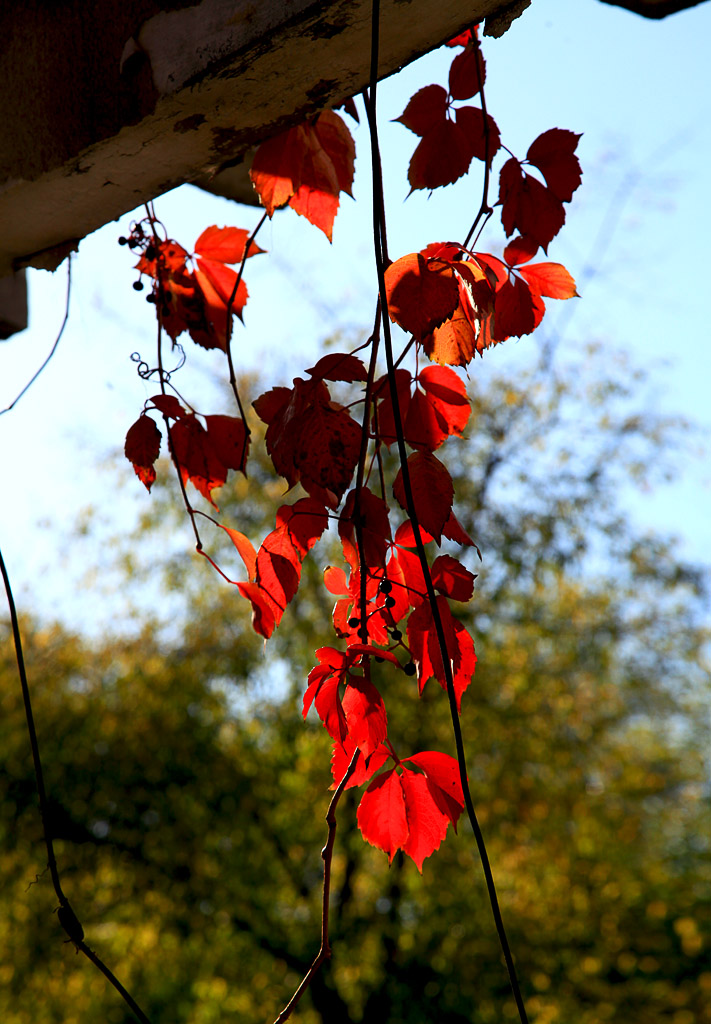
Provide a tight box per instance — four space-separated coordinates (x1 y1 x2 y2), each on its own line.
385 253 459 340
519 262 578 299
193 225 265 263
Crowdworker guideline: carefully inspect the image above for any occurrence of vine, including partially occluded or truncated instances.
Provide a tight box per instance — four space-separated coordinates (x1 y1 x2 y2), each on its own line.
7 13 583 1024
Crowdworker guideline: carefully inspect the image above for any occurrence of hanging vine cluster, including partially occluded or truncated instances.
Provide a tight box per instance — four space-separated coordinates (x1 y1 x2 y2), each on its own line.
117 21 582 1023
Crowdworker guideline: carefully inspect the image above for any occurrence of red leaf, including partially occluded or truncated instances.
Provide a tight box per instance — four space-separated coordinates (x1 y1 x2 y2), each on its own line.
399 769 451 871
357 769 409 864
219 525 257 581
373 369 412 448
406 596 477 711
418 365 471 437
237 581 276 639
503 234 539 266
307 352 368 382
339 487 391 570
448 47 486 100
498 158 565 252
396 84 448 136
149 394 186 419
193 225 265 263
170 415 227 507
403 389 450 451
403 751 465 829
343 677 388 757
442 511 480 554
392 451 454 543
526 128 582 203
255 526 302 618
394 520 435 546
385 254 459 340
276 497 329 558
455 105 501 165
519 262 578 299
407 116 476 191
431 554 477 602
331 737 390 790
447 27 478 48
493 273 542 339
204 414 249 474
125 415 161 491
195 256 248 322
250 112 355 240
303 648 348 742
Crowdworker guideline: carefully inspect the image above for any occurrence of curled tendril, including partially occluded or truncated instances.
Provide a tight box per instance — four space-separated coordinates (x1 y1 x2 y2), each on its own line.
130 345 185 383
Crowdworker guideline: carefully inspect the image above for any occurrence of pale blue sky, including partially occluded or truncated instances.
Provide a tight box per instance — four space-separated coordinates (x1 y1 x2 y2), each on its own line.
1 0 709 632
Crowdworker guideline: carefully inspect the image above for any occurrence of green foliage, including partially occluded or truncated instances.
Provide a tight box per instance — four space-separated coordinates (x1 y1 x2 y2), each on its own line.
1 353 709 1024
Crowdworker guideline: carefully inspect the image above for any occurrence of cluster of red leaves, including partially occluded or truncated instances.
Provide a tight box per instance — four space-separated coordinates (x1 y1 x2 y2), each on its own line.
124 394 249 506
123 23 583 872
250 111 356 241
397 27 500 190
132 225 264 351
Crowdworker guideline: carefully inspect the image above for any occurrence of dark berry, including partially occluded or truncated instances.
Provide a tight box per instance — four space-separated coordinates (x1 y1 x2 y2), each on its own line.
390 629 402 641
145 244 157 261
375 656 384 663
348 617 360 628
145 293 156 304
384 596 396 608
404 662 416 676
128 238 138 249
132 280 144 292
118 236 128 246
378 579 392 594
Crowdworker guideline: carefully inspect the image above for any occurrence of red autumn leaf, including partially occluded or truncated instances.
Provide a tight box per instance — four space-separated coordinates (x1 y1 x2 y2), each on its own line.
236 580 276 639
447 27 478 48
255 378 361 508
194 257 248 323
149 394 186 419
393 451 454 543
402 751 465 829
255 526 302 619
385 254 459 340
399 770 452 870
342 677 388 757
135 239 190 278
519 262 578 299
442 511 480 555
493 273 544 339
219 525 257 581
373 368 412 448
331 737 390 790
431 553 477 602
339 487 392 570
526 128 582 203
204 414 249 474
125 415 161 491
357 757 463 870
250 111 355 241
406 596 476 711
396 84 449 136
307 352 368 383
170 414 228 507
336 96 360 124
498 157 566 252
503 234 540 266
390 548 427 609
193 225 265 264
422 267 496 366
394 519 435 547
190 264 229 350
418 365 471 437
448 46 486 100
275 497 329 558
303 648 349 742
403 389 450 451
407 115 477 191
455 106 501 165
357 768 409 864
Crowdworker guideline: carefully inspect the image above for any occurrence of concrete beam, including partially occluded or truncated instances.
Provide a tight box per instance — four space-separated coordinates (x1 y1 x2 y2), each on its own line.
0 0 530 277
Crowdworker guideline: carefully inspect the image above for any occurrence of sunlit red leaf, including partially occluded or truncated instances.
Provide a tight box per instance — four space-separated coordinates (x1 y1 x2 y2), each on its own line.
418 365 471 436
442 511 480 554
373 369 412 448
385 254 459 340
503 234 539 266
431 553 477 602
303 648 348 742
219 525 257 581
125 415 161 491
407 595 477 711
403 751 465 829
446 27 478 48
193 225 265 263
393 451 454 542
170 415 227 507
343 677 388 757
250 112 355 240
527 128 582 203
399 769 451 871
519 261 578 299
339 487 391 569
493 273 543 339
357 769 409 864
407 116 477 190
331 737 390 790
195 256 248 322
237 581 277 639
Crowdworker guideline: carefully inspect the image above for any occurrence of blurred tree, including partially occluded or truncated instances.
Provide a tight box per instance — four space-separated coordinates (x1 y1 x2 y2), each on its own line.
1 349 709 1024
